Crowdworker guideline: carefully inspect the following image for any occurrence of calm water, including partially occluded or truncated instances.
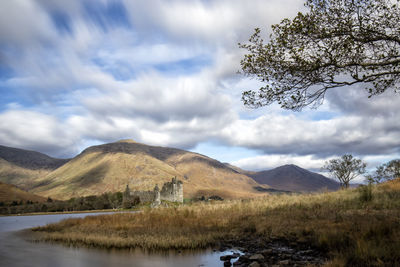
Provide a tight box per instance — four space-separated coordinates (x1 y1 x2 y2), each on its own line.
0 212 233 267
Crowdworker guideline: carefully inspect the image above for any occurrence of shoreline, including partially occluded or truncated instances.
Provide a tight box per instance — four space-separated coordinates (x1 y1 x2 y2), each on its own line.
217 237 326 266
26 229 326 266
0 208 138 217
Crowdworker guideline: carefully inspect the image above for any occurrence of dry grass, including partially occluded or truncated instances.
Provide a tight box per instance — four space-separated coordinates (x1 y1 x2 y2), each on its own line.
32 179 400 266
0 181 46 203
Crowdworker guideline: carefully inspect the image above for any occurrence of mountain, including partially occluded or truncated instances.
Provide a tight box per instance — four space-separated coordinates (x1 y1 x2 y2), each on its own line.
0 145 69 190
223 163 256 176
249 164 340 192
0 145 68 170
31 140 264 200
0 181 46 203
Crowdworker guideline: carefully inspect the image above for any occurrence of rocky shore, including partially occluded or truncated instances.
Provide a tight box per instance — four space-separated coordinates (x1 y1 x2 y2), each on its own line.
216 237 326 267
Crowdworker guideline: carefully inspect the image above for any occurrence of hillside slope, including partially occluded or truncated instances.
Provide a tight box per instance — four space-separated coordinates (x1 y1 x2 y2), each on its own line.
32 140 264 200
0 181 46 203
0 145 69 190
249 164 340 192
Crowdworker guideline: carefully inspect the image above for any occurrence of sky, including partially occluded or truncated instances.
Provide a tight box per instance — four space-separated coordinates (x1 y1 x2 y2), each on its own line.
0 0 399 181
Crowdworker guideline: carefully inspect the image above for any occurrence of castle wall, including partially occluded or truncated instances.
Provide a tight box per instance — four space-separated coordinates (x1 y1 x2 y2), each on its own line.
130 190 155 203
129 177 183 204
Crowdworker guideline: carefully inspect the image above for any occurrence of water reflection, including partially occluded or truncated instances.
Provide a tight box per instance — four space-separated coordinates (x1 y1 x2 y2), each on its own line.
0 213 230 267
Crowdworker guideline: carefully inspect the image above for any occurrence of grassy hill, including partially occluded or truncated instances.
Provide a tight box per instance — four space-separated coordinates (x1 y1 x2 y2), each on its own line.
0 145 69 190
31 140 264 200
0 181 45 203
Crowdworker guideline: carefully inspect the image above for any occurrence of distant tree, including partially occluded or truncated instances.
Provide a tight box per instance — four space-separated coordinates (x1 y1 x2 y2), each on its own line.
40 204 48 212
122 185 132 209
323 154 366 188
93 198 105 210
99 193 111 209
239 0 400 110
109 192 123 209
367 159 400 184
131 196 140 206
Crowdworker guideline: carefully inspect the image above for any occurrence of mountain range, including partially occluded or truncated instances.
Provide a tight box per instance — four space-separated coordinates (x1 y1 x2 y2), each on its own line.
0 140 340 200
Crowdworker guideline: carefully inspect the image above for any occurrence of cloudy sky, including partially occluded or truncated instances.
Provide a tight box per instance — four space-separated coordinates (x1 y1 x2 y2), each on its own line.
0 0 399 179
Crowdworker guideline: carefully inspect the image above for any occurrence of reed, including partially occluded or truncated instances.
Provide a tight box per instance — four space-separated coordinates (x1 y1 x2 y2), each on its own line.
32 179 400 266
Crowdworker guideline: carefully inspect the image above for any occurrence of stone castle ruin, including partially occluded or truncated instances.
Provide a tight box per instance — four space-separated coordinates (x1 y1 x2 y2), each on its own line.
126 177 183 205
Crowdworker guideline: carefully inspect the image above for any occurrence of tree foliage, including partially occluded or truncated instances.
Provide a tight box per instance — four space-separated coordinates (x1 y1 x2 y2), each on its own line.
367 159 400 184
323 154 366 188
239 0 400 110
0 191 125 215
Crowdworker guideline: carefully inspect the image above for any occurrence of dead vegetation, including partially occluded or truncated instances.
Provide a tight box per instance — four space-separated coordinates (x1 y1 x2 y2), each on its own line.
32 179 400 266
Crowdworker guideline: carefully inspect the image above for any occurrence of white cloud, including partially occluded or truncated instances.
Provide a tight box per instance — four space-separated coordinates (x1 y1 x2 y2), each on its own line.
82 71 233 120
0 110 79 157
123 0 304 45
220 112 400 157
326 85 400 117
0 0 55 45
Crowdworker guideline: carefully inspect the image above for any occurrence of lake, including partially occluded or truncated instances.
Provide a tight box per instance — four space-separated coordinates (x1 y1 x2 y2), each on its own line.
0 212 235 267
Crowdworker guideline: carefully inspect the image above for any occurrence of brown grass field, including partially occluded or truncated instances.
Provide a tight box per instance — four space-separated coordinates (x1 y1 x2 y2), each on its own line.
32 179 400 266
0 181 46 203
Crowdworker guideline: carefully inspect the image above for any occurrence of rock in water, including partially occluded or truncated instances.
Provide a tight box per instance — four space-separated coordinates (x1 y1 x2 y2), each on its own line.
249 254 264 261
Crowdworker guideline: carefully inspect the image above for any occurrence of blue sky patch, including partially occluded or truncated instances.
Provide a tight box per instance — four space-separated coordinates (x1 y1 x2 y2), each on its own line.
51 11 72 35
155 55 212 75
83 0 130 31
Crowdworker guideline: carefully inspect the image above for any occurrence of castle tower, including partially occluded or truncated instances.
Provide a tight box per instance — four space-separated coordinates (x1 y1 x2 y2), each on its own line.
176 180 183 203
158 177 183 203
172 177 177 201
153 184 161 206
123 184 130 199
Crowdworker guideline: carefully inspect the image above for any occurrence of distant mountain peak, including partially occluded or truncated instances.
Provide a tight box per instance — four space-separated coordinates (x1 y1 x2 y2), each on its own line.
116 139 137 144
249 164 340 192
279 164 302 169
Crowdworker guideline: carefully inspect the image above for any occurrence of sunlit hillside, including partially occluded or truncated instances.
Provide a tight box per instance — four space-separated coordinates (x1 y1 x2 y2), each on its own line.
31 140 264 200
0 158 54 190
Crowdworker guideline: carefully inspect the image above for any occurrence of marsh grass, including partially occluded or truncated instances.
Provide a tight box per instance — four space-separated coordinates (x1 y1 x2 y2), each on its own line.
32 179 400 266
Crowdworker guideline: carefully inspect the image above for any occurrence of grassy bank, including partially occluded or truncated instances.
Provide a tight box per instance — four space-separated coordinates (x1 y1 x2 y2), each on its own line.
32 179 400 266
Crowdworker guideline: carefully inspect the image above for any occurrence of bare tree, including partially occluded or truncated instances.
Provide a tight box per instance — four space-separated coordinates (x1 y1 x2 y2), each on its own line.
323 154 366 188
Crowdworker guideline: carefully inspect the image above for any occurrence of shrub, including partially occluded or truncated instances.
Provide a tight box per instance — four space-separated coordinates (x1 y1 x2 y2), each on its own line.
359 184 373 202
